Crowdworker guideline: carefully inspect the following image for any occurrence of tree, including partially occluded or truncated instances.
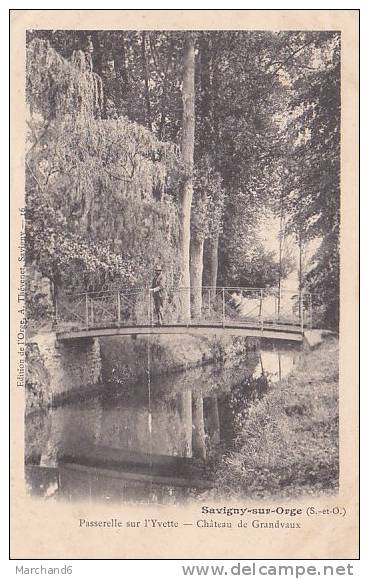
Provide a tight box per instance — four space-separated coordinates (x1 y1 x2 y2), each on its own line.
198 32 289 291
192 34 225 304
141 32 152 130
177 34 195 321
190 156 224 317
305 231 339 329
25 180 136 314
280 33 340 328
26 31 340 330
26 39 182 321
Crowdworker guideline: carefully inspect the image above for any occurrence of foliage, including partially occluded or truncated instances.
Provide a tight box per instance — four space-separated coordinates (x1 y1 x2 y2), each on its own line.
218 190 292 288
26 39 182 306
213 31 339 317
280 33 340 327
26 37 103 119
25 184 136 294
27 113 181 227
27 30 185 140
305 231 340 329
219 243 282 289
214 337 339 498
25 32 341 327
191 155 224 241
201 32 292 287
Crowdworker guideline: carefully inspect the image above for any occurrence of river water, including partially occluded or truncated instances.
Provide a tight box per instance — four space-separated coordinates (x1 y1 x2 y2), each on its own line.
25 338 300 503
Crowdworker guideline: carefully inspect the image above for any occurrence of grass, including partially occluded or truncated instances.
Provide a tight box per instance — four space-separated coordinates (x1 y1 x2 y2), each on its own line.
214 336 339 499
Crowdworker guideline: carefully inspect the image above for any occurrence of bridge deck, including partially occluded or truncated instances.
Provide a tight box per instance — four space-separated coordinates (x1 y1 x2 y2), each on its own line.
56 322 303 342
56 286 310 343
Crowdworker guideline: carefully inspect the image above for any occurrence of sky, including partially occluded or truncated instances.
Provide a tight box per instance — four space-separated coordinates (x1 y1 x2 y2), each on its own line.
258 211 321 292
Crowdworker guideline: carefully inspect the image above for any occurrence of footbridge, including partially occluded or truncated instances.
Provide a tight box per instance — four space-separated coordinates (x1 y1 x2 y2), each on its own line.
55 286 312 342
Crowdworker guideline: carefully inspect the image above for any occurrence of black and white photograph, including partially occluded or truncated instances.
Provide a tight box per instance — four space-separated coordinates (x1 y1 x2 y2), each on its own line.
10 9 359 561
24 26 340 504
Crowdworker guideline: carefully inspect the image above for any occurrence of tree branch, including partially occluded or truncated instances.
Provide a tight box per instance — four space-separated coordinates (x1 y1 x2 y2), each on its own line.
266 39 317 78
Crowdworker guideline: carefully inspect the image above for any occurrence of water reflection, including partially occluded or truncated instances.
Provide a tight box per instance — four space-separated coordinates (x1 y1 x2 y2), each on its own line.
25 339 300 503
253 341 299 383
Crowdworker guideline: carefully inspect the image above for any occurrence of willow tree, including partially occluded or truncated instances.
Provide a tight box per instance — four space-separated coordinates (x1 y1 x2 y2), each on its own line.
26 38 106 312
178 34 195 320
26 38 181 317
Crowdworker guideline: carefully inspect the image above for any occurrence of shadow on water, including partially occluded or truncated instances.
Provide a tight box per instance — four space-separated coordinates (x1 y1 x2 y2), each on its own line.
25 338 300 504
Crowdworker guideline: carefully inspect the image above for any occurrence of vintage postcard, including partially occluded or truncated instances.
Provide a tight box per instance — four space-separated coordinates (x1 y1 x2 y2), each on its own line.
10 9 359 559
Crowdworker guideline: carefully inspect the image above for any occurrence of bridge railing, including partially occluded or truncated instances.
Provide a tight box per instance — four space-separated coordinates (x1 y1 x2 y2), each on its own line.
56 287 312 334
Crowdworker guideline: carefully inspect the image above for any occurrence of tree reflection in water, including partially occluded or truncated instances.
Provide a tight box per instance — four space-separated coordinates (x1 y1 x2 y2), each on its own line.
25 340 300 503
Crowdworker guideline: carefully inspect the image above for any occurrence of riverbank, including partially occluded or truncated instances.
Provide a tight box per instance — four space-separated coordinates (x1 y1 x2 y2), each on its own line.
214 335 339 498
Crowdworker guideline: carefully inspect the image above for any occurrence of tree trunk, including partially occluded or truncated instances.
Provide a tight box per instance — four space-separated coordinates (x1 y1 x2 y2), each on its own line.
90 31 103 76
190 235 204 319
212 35 220 154
198 33 213 156
195 35 221 305
207 38 222 290
113 31 129 96
178 34 195 321
141 32 152 131
203 234 219 299
188 33 212 319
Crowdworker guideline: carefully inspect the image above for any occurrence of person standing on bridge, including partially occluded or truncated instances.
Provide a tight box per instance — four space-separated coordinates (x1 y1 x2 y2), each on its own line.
151 265 164 326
